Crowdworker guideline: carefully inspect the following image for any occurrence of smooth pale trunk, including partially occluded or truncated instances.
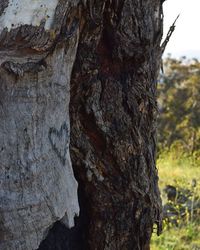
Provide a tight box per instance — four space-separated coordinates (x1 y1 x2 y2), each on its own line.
0 1 79 249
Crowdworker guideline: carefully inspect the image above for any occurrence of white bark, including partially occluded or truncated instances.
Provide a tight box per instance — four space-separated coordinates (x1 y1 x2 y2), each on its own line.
0 0 59 32
0 1 79 249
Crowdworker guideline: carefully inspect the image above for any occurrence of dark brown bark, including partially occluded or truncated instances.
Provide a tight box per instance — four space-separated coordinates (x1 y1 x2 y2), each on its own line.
40 1 163 250
0 0 163 249
70 1 163 249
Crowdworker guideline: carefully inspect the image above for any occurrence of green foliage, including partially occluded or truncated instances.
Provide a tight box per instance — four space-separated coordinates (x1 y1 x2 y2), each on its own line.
157 56 200 155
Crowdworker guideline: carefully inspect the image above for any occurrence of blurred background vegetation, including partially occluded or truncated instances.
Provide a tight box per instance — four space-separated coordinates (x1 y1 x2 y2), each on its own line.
151 56 200 250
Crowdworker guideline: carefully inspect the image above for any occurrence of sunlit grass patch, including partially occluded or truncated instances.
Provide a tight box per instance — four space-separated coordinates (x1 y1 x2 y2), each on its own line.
151 222 200 250
151 150 200 250
157 150 200 191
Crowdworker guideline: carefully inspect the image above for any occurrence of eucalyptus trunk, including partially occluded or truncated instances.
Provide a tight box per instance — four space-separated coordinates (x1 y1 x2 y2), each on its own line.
0 1 80 250
0 1 163 250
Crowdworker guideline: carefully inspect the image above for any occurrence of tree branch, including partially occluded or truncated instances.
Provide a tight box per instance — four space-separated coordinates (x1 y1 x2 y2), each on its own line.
161 14 180 54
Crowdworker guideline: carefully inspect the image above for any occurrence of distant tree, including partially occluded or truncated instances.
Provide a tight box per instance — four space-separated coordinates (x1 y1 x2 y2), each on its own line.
158 56 200 154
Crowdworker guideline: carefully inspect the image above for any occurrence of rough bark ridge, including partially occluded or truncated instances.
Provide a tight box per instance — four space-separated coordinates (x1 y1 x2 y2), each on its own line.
70 1 163 249
0 0 164 249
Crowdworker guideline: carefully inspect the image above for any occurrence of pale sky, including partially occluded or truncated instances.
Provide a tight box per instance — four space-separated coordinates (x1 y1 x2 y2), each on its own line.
163 0 200 59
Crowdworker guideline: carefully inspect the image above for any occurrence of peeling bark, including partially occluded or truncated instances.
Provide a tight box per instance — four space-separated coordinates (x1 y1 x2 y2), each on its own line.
1 1 163 250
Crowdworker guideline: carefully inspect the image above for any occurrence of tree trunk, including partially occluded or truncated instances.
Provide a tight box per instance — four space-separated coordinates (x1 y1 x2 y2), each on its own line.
0 1 80 250
0 1 163 250
69 1 163 249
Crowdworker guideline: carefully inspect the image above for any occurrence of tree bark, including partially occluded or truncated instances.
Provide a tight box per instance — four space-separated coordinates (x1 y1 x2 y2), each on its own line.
69 1 163 249
0 1 163 250
0 1 80 250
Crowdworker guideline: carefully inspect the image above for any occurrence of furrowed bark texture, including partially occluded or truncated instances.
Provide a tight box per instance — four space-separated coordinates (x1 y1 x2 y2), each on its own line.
69 1 163 249
0 1 164 250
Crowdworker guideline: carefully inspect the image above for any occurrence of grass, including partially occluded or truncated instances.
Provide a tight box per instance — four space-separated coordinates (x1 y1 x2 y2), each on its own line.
151 222 200 250
151 150 200 250
157 150 200 190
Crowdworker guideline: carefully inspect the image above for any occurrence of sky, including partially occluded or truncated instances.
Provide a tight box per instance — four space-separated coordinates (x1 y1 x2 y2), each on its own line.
163 0 200 59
